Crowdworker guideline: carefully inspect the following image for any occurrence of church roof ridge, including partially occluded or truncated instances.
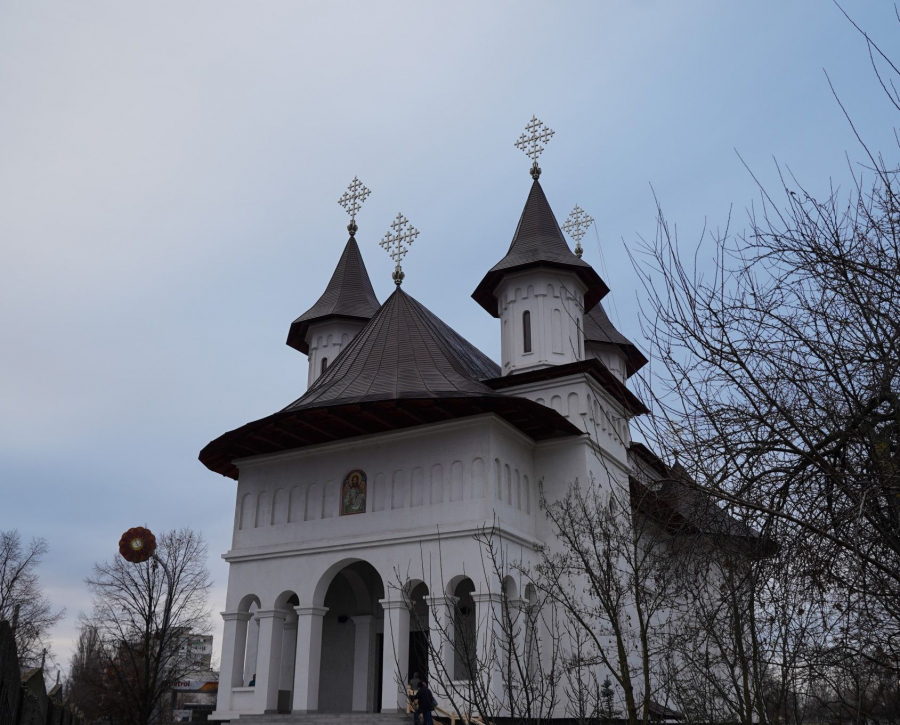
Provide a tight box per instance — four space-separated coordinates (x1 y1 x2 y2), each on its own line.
286 236 381 354
583 303 648 377
472 179 609 317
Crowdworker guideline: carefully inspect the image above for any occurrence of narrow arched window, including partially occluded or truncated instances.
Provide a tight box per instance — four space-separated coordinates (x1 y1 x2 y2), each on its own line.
321 357 328 374
523 311 532 353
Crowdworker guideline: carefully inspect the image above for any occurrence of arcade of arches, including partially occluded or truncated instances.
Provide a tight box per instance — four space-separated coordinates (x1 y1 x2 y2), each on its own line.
218 561 529 715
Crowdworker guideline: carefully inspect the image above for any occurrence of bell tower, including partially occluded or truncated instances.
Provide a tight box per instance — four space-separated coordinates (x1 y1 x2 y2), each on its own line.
472 117 609 376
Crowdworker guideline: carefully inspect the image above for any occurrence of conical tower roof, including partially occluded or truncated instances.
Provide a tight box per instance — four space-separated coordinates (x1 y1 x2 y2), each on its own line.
286 236 380 354
472 179 609 316
290 286 500 408
584 302 648 378
200 286 580 479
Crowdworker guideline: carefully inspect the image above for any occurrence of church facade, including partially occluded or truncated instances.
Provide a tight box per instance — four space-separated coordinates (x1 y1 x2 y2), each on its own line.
202 150 739 720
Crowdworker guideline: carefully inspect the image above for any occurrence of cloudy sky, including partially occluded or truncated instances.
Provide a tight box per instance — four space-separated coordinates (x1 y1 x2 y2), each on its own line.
1 1 897 677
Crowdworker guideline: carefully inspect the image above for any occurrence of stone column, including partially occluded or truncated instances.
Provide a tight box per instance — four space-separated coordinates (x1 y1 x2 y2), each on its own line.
243 614 260 686
280 619 298 692
291 606 328 714
423 595 457 688
216 612 252 713
379 598 411 713
473 592 504 706
504 598 528 695
254 609 287 713
350 615 373 712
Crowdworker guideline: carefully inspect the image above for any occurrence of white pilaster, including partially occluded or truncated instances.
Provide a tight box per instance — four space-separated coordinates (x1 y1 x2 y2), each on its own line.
243 614 260 686
379 598 411 713
423 595 457 692
291 606 328 714
254 609 287 713
280 619 298 691
216 611 252 716
473 592 504 707
504 598 528 698
351 615 373 712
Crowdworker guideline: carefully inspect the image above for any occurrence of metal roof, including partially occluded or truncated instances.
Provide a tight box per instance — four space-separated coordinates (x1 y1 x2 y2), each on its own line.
286 236 381 354
287 286 500 409
472 179 609 317
200 287 580 479
584 303 648 377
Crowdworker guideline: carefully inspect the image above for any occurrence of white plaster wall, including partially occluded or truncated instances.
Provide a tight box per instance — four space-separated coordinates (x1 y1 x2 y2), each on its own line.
305 319 367 388
217 384 698 718
501 374 632 465
230 416 536 555
495 269 587 375
585 341 628 383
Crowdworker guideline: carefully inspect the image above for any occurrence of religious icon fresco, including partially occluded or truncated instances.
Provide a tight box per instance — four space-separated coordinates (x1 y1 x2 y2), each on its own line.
340 469 367 515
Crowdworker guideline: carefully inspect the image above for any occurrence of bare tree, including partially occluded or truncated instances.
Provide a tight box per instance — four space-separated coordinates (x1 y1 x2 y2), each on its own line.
531 471 693 725
67 623 106 722
0 529 64 668
79 528 212 725
627 7 900 722
386 522 565 725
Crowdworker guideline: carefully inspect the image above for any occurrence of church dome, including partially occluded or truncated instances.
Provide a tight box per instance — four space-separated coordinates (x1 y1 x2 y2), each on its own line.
471 179 609 317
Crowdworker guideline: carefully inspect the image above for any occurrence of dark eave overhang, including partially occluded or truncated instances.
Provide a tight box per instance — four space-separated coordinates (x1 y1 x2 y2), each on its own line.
629 441 670 478
586 340 648 379
199 395 582 480
629 476 778 559
484 358 649 416
472 260 609 318
286 313 373 355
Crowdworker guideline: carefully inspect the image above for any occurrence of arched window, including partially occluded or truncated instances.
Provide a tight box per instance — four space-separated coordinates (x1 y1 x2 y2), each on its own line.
523 310 532 353
321 357 328 374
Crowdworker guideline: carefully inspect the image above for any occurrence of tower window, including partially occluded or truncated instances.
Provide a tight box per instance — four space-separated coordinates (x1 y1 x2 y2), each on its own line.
321 357 329 374
523 311 532 353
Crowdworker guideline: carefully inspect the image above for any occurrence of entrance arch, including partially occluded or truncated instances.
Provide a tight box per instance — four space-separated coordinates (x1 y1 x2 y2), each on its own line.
317 560 385 713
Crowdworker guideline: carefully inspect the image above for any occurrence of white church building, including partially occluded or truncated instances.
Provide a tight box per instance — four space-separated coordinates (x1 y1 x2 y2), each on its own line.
201 128 757 721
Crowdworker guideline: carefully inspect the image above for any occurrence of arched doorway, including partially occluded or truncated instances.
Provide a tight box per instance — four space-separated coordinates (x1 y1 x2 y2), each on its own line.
318 561 385 712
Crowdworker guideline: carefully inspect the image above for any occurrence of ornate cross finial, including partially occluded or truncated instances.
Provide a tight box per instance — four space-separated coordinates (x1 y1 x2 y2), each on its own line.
380 213 419 285
338 176 372 237
515 115 555 180
562 204 594 258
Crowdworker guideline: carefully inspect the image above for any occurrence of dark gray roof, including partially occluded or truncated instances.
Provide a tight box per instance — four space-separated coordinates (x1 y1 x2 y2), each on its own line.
200 286 581 479
286 286 500 410
472 179 609 316
584 303 648 377
286 237 380 354
629 454 777 558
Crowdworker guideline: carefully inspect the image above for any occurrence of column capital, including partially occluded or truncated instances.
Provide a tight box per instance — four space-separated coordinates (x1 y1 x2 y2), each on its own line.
282 620 299 631
350 614 374 625
221 611 253 622
378 597 411 611
294 605 328 618
254 608 288 620
471 592 504 605
423 594 458 608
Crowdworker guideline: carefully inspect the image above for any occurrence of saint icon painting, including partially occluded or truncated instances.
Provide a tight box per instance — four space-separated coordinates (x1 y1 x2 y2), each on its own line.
340 469 367 515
